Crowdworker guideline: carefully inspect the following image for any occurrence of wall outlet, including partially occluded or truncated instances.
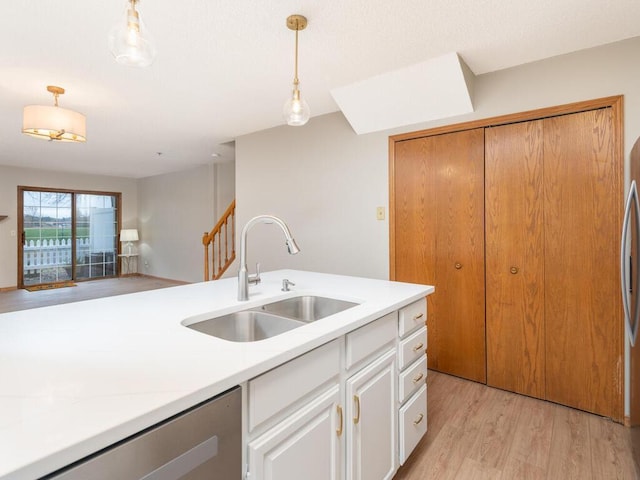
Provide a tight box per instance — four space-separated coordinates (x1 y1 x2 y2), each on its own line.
376 207 385 221
10 230 16 237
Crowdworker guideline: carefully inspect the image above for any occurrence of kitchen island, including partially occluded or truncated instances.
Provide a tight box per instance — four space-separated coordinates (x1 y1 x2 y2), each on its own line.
0 270 433 479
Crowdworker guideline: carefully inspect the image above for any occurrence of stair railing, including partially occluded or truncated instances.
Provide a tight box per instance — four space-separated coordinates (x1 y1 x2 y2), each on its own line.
203 200 236 281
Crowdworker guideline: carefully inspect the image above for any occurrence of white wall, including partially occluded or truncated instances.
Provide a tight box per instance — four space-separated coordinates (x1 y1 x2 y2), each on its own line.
137 163 235 283
236 37 640 281
214 161 236 219
0 165 138 289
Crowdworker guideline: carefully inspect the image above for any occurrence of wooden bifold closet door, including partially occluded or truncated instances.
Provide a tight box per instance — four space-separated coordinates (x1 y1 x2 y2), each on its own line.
485 120 545 399
393 128 486 383
486 108 622 418
391 98 623 421
543 108 622 417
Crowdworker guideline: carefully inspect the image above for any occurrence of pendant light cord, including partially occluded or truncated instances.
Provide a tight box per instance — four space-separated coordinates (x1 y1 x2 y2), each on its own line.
293 20 299 87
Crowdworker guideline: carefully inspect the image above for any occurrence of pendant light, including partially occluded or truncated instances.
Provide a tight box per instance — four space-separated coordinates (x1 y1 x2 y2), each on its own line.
22 86 86 143
108 0 156 67
283 15 310 126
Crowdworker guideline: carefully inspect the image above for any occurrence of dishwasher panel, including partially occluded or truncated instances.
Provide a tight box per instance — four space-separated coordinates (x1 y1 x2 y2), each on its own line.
45 386 241 480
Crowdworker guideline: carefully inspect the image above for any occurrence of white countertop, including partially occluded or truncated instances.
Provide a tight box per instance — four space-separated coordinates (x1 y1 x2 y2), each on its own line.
0 270 433 480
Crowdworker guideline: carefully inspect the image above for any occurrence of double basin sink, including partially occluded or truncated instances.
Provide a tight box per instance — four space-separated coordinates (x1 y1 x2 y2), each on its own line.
185 296 359 342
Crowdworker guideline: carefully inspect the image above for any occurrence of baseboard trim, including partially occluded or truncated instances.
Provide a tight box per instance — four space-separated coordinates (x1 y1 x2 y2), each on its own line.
137 273 190 285
0 286 18 292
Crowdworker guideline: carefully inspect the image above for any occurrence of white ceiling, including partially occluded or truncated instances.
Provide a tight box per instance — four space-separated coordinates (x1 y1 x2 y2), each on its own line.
1 0 639 179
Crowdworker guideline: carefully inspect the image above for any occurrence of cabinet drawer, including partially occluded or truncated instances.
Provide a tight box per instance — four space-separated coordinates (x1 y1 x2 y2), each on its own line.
398 326 427 370
399 383 427 465
346 312 397 369
398 298 427 337
249 340 340 432
398 355 427 402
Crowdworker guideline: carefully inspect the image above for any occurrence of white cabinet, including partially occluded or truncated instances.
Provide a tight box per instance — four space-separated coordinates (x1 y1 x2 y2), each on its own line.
246 300 429 480
248 340 341 432
346 349 396 480
396 298 428 465
248 385 341 480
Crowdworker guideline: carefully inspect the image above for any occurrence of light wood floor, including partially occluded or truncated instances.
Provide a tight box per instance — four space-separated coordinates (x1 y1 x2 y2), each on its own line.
395 370 638 480
2 278 638 479
0 275 186 314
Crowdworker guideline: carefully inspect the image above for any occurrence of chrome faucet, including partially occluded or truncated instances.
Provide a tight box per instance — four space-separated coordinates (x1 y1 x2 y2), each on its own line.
238 215 300 301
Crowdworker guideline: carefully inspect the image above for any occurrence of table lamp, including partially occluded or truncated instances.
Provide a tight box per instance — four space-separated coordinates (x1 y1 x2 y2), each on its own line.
120 229 139 255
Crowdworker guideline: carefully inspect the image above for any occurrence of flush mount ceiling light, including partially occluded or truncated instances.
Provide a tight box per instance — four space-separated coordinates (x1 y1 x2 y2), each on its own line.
283 14 310 126
108 0 156 67
22 86 86 143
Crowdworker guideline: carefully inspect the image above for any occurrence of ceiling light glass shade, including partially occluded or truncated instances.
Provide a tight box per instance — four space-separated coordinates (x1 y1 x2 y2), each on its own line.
22 105 86 142
108 0 156 67
283 86 311 126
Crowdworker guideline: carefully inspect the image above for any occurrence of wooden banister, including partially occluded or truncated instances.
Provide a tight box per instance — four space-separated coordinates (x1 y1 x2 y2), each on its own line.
203 200 236 281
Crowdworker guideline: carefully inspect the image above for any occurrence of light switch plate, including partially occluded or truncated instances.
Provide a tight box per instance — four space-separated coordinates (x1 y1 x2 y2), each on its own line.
376 207 385 221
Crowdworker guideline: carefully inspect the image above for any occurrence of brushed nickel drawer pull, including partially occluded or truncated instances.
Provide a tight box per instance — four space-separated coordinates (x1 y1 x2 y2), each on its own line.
413 342 424 352
413 413 424 425
336 405 343 437
413 313 424 320
413 372 424 383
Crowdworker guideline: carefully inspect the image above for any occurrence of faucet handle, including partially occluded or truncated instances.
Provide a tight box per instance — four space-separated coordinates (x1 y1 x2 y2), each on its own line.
282 279 295 292
249 262 261 285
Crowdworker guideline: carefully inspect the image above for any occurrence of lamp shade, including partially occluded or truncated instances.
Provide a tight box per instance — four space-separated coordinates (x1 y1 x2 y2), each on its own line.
120 229 139 242
22 105 86 142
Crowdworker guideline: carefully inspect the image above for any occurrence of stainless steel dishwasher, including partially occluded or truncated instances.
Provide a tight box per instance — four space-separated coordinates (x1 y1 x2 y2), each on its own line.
45 386 241 480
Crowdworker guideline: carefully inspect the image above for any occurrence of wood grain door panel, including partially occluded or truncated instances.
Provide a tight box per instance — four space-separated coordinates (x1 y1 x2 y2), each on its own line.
393 129 485 382
433 128 486 383
393 138 435 287
544 108 623 419
393 138 438 371
485 120 545 398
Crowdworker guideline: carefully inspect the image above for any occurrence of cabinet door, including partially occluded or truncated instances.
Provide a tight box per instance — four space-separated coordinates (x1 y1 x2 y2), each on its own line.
346 349 396 480
544 108 623 419
485 120 545 398
248 385 342 480
392 129 485 383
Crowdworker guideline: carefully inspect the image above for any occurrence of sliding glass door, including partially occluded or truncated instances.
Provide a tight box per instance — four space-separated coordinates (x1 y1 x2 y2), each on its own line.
19 187 121 288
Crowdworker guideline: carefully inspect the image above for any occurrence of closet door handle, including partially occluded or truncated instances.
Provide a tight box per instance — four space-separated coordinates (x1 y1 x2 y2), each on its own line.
336 405 343 437
455 263 462 270
510 266 519 274
353 395 361 424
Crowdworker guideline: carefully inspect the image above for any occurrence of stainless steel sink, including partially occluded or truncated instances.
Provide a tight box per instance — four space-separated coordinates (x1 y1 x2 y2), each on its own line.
185 311 305 342
256 295 359 322
184 296 360 342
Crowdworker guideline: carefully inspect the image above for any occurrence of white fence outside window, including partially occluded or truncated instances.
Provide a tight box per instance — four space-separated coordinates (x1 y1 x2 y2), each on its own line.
23 238 113 272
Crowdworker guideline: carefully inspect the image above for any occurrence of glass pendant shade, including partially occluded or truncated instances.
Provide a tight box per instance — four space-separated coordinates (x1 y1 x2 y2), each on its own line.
108 0 156 67
283 86 310 126
283 15 310 126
